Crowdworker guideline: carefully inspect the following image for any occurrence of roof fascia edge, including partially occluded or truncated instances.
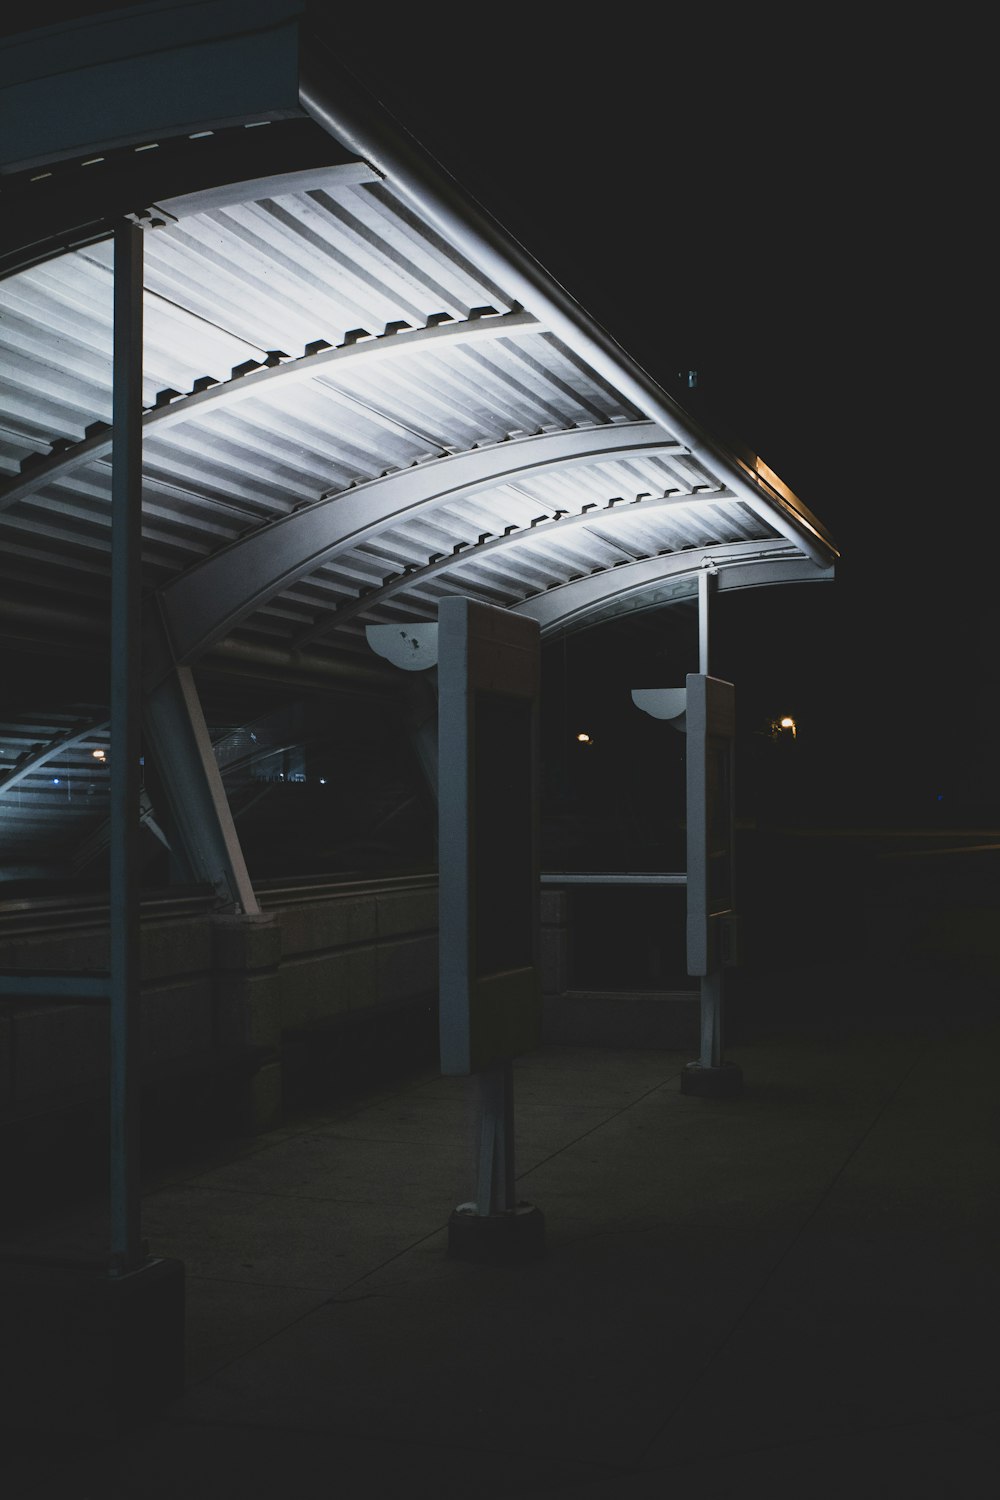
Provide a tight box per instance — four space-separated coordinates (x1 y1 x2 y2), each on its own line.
0 1 305 173
298 48 838 571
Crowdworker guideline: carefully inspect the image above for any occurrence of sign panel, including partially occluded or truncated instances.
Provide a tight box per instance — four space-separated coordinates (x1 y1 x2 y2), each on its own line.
686 673 736 977
438 597 541 1074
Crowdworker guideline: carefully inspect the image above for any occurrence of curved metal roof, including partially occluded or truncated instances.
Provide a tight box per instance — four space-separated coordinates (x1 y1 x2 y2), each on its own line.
0 2 838 884
1 153 835 670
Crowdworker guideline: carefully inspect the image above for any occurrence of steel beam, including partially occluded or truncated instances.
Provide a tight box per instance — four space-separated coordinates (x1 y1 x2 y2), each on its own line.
295 481 730 650
0 720 107 798
0 973 109 999
540 872 687 885
156 421 673 663
514 541 827 636
141 639 259 915
153 160 379 219
0 310 541 516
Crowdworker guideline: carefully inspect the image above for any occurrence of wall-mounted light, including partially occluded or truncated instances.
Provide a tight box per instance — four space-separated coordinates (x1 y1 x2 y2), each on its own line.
631 688 686 732
366 622 439 671
575 731 593 746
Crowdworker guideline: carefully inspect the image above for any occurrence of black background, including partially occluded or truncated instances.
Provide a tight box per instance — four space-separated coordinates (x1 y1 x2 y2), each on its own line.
331 17 994 828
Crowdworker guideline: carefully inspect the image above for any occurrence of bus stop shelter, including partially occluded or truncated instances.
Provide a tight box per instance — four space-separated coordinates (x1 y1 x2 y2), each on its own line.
0 0 840 1430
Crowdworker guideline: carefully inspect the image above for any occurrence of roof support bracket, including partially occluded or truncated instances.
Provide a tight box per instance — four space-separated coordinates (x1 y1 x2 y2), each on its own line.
141 614 259 916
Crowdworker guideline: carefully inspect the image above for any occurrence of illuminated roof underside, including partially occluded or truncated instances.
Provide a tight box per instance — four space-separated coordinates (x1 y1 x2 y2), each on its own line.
0 22 837 878
0 148 835 669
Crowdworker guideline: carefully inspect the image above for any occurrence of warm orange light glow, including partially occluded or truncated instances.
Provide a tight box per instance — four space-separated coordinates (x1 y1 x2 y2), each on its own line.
780 717 794 729
92 749 106 760
576 732 592 744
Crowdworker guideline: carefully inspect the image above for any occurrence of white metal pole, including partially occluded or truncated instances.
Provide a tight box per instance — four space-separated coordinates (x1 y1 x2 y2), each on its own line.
696 570 724 1068
698 566 710 676
475 1061 515 1215
700 969 724 1069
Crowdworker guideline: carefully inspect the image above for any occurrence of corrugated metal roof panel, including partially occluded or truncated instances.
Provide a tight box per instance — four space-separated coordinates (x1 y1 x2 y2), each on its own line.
0 63 837 883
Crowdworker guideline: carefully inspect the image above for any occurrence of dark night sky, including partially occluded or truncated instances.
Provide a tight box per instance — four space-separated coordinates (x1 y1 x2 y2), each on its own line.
334 21 995 826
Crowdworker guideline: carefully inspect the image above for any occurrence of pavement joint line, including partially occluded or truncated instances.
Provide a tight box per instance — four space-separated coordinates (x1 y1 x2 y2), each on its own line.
184 1271 343 1293
155 1184 456 1204
515 1070 686 1183
183 1223 458 1388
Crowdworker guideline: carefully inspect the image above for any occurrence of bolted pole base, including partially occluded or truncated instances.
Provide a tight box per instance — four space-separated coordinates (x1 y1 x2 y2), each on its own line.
447 1202 546 1263
680 1060 744 1098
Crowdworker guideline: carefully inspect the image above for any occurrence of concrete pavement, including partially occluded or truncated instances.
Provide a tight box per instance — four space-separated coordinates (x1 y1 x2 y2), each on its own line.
1 948 997 1498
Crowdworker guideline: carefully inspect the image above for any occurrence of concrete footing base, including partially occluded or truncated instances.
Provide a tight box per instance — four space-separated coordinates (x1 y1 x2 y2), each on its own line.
447 1203 546 1263
680 1060 744 1098
0 1255 185 1437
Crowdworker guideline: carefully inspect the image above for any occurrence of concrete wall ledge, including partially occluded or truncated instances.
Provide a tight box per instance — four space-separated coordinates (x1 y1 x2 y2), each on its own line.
1 877 443 1201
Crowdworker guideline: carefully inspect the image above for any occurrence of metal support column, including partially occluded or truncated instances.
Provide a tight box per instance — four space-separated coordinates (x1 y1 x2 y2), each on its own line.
438 597 544 1260
141 644 259 915
474 1061 515 1216
700 968 724 1069
684 671 742 1097
109 221 144 1276
698 564 712 675
697 565 719 1067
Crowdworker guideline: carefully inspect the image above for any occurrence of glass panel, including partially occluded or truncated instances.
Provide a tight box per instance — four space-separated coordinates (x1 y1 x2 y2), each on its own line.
206 689 436 883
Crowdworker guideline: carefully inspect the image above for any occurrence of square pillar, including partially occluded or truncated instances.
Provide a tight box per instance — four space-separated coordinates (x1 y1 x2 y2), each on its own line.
212 913 283 1132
